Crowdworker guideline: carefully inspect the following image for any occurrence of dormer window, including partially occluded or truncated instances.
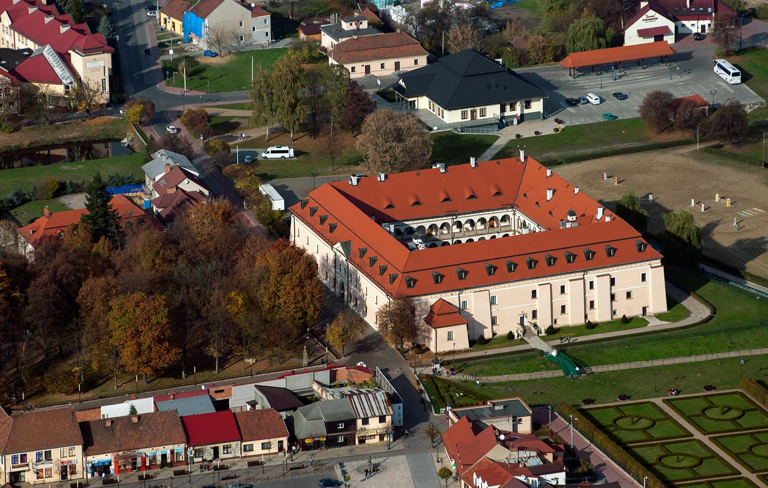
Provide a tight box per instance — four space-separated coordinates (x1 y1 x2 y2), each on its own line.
505 260 517 273
159 179 167 187
369 256 378 268
359 247 368 258
523 193 528 199
309 206 318 217
379 265 388 276
405 276 416 288
605 245 616 257
329 223 337 233
456 268 468 280
535 202 540 207
319 215 328 225
432 272 444 284
389 273 399 285
635 240 646 252
564 251 576 264
545 254 556 267
583 248 595 261
485 264 497 276
300 199 309 209
526 257 537 270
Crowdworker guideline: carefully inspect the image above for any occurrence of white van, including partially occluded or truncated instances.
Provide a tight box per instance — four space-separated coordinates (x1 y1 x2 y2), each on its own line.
586 93 601 105
261 145 295 159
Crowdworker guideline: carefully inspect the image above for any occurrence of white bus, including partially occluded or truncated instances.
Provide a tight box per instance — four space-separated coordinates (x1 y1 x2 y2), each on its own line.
713 59 742 84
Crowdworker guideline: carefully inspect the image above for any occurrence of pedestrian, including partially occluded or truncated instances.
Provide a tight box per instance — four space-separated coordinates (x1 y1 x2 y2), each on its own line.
310 457 314 467
364 468 369 479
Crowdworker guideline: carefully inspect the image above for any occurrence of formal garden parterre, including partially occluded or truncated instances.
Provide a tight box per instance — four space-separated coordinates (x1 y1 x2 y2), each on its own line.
581 402 691 444
677 477 758 488
665 393 768 435
626 439 739 483
711 429 768 473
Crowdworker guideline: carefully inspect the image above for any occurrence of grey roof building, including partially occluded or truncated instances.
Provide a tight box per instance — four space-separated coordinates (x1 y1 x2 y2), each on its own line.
448 398 533 434
320 23 380 43
292 398 357 442
155 394 216 417
142 149 199 186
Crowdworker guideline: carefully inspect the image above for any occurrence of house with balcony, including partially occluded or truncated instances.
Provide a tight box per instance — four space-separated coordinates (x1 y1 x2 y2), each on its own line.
0 407 84 484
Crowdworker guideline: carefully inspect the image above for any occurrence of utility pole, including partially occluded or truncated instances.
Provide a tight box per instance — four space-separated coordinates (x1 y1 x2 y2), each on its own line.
183 58 187 94
442 30 444 57
651 368 661 392
569 414 576 453
251 56 254 85
762 130 766 166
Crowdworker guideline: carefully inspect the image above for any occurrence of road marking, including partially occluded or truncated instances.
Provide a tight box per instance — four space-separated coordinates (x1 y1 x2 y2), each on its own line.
718 81 735 94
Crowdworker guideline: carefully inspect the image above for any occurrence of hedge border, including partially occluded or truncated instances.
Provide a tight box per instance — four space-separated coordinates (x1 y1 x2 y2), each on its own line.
700 256 768 290
580 401 693 445
663 391 768 436
741 376 768 408
710 431 768 474
538 137 715 166
558 402 665 488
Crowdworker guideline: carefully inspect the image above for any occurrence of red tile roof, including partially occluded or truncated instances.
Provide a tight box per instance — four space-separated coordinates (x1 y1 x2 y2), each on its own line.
160 0 190 20
329 32 427 64
245 3 269 17
12 53 61 83
189 0 226 19
152 165 210 199
298 23 322 36
289 157 662 299
2 407 83 452
151 188 207 222
181 410 241 446
234 409 289 441
81 411 186 456
442 416 488 475
559 42 676 69
425 298 467 329
637 26 672 37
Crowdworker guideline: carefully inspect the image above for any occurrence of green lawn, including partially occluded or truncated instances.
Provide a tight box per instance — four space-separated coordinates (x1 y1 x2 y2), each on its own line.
581 402 691 444
515 0 543 16
205 102 251 111
163 49 289 93
0 152 145 198
451 350 559 377
209 116 247 136
665 393 768 435
421 374 491 413
730 47 768 122
430 132 498 167
552 316 649 339
472 353 768 408
712 430 768 473
627 439 738 483
681 478 758 488
656 296 692 323
466 334 524 352
12 198 70 225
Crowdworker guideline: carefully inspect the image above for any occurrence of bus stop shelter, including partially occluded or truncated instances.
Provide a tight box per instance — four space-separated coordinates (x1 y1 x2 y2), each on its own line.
559 42 677 78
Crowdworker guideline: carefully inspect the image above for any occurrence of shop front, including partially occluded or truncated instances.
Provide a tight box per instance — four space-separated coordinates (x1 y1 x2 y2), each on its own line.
87 458 113 478
59 460 78 481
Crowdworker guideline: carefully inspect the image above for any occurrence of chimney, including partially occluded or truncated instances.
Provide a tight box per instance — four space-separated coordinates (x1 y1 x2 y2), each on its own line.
170 391 176 401
105 419 112 427
519 146 526 162
349 175 359 186
28 5 38 14
164 162 171 174
352 34 358 40
131 415 139 424
546 169 552 178
546 189 553 201
606 215 611 222
44 206 50 218
60 24 70 34
574 187 580 195
596 207 604 220
45 14 54 23
377 172 386 182
470 156 476 168
167 186 176 194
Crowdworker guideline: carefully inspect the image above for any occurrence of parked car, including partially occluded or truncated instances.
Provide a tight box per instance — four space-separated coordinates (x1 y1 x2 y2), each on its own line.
147 10 157 16
602 113 618 120
586 93 601 105
612 92 628 100
166 125 179 134
578 96 589 104
261 145 294 159
565 97 579 106
244 155 253 164
204 50 219 57
226 483 252 488
319 480 343 488
693 32 703 40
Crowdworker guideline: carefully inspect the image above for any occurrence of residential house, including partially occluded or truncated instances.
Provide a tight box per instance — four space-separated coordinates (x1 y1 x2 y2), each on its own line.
0 0 114 103
448 398 533 434
155 391 216 417
243 385 304 417
160 0 190 36
80 411 187 477
359 6 381 26
289 156 666 346
292 398 358 450
181 411 241 462
234 409 289 457
328 31 427 79
297 23 322 42
100 397 156 419
243 2 271 44
394 49 546 127
15 195 151 261
624 0 735 45
0 407 84 484
347 389 393 445
142 149 200 190
150 164 211 225
425 299 470 354
320 15 380 50
183 0 259 50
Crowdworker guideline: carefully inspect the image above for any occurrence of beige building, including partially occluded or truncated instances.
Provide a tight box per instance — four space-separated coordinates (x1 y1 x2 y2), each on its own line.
0 407 84 484
289 155 666 353
328 31 428 79
320 15 379 50
234 409 289 457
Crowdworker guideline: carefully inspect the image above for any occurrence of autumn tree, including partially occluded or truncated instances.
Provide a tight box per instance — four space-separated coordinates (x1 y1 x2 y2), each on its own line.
180 108 212 138
414 0 454 51
674 98 708 135
78 273 121 386
616 191 648 234
249 65 279 141
711 101 749 144
423 422 442 448
503 18 528 42
124 102 144 125
438 467 453 488
322 125 344 171
272 54 309 141
527 35 561 65
342 81 375 137
566 16 614 53
305 69 324 139
326 310 364 358
289 38 322 63
81 172 120 245
356 109 432 175
203 139 231 158
109 292 180 383
639 90 675 133
124 99 156 125
70 79 102 114
586 0 622 32
204 287 235 374
150 132 195 162
712 12 738 56
377 295 419 349
446 22 481 53
36 176 61 200
661 210 702 269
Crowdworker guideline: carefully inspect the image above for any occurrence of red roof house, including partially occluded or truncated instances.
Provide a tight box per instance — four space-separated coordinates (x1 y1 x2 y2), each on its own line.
234 409 289 457
181 410 241 448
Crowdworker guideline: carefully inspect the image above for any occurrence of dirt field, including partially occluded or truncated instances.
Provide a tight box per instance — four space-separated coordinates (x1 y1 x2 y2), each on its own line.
552 145 768 277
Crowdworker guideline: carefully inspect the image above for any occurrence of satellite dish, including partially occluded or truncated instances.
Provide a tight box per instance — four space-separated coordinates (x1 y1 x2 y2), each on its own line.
499 434 505 440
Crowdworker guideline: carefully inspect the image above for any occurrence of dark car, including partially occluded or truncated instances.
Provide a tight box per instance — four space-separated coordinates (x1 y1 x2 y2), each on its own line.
565 97 579 106
693 32 703 40
578 96 589 104
318 480 343 488
612 92 628 100
145 3 157 9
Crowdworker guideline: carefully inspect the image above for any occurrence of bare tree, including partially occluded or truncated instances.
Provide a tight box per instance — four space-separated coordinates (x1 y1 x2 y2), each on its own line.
322 125 343 172
70 78 103 116
229 28 247 53
208 24 228 55
639 90 675 133
446 22 481 53
712 12 738 55
356 108 432 175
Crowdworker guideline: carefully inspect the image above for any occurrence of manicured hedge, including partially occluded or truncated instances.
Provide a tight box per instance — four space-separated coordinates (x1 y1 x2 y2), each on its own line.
700 256 768 289
741 376 768 407
557 402 665 488
421 374 445 413
542 137 714 166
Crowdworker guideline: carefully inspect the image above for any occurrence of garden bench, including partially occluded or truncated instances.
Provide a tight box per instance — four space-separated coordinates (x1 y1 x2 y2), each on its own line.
581 398 594 406
703 385 715 391
617 394 630 401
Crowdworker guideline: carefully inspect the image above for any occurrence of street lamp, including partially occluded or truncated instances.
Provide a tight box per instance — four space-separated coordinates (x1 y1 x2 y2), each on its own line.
709 88 717 110
600 71 603 89
569 414 577 453
643 476 647 488
651 368 661 392
199 95 202 107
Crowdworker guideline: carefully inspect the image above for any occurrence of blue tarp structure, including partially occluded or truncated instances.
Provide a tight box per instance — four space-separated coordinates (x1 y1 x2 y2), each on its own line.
183 12 204 43
107 184 143 195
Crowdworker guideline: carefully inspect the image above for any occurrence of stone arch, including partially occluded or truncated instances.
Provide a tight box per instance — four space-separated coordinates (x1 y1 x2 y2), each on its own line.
478 237 486 241
453 240 462 245
466 238 474 243
477 217 487 230
489 216 499 229
427 224 439 236
464 219 475 232
500 214 511 227
405 227 415 235
394 228 403 237
453 220 463 232
442 242 451 247
502 233 510 238
440 222 451 234
415 225 427 236
428 243 439 248
490 235 497 239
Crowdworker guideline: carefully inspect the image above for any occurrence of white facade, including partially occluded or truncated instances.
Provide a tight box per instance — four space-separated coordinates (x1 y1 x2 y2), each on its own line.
624 9 676 46
100 398 155 419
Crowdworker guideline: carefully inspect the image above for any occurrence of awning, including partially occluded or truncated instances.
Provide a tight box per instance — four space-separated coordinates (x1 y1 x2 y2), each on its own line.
637 26 671 37
559 41 677 69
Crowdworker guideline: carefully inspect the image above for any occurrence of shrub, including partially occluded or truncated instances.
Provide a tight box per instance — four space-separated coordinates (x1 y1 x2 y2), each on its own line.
506 331 515 340
621 314 630 324
180 108 210 137
43 363 81 394
9 189 28 207
0 121 15 133
204 139 231 157
35 176 61 200
585 320 597 330
545 325 557 335
476 335 488 345
558 402 664 488
742 376 768 407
